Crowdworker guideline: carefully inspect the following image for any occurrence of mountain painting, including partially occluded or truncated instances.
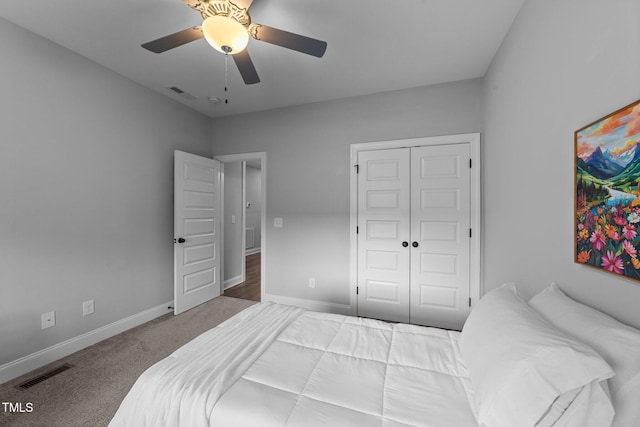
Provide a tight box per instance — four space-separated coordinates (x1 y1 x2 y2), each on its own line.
576 98 640 282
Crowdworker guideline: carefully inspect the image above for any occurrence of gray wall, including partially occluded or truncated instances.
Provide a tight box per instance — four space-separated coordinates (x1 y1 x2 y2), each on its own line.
0 17 212 365
211 79 484 306
223 162 243 284
483 0 640 328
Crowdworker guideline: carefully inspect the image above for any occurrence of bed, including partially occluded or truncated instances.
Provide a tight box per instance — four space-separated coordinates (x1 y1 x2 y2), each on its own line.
109 283 640 427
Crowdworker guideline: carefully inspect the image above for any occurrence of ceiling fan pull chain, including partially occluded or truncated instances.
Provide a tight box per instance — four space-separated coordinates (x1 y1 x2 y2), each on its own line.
224 52 229 104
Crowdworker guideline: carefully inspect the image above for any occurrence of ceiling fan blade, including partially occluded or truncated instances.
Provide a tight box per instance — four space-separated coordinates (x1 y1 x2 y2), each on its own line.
232 50 260 85
251 24 327 58
141 27 203 53
230 0 256 10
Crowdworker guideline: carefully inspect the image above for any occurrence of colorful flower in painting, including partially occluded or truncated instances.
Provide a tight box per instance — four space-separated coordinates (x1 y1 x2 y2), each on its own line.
577 251 590 263
623 224 637 240
623 240 637 258
601 251 624 274
632 257 640 270
614 214 627 226
579 229 589 240
605 225 621 241
590 229 607 251
627 212 640 224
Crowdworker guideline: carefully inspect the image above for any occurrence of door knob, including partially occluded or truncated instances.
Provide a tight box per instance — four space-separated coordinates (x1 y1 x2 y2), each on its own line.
412 241 419 248
402 241 409 247
177 237 186 243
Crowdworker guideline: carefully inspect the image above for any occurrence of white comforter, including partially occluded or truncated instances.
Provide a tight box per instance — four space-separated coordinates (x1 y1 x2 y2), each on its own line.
110 302 480 427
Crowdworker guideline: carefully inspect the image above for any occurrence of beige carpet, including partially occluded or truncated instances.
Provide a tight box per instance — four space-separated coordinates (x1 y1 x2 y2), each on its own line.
0 296 256 427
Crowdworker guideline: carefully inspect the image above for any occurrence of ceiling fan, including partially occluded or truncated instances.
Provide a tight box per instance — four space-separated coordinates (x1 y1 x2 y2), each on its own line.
142 0 328 85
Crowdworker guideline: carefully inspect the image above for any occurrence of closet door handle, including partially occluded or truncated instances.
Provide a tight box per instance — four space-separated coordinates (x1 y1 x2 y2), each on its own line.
402 241 409 247
412 241 419 248
176 237 186 244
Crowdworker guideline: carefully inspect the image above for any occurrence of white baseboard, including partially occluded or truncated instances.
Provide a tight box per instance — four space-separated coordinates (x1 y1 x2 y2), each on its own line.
224 275 243 290
0 301 173 385
264 293 354 316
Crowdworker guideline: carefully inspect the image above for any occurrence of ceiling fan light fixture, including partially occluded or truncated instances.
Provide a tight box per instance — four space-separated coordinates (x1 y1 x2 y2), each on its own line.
202 15 249 54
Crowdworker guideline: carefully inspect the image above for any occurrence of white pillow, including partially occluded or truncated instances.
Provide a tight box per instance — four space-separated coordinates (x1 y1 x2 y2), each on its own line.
459 283 614 427
529 283 640 427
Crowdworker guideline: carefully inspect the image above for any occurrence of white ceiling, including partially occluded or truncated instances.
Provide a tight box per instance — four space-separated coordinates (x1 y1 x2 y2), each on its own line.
0 0 524 118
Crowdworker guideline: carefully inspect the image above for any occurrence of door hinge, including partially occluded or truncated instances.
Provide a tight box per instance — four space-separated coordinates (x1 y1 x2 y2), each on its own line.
469 228 472 238
356 226 359 234
356 286 359 295
355 164 359 174
469 158 472 168
469 298 472 307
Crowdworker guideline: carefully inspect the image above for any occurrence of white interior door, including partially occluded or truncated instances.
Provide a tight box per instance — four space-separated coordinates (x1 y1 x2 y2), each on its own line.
410 144 470 329
356 148 411 323
174 151 221 315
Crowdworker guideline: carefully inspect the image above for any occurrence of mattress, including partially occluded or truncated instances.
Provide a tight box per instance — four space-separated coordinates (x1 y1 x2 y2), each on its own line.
109 302 479 427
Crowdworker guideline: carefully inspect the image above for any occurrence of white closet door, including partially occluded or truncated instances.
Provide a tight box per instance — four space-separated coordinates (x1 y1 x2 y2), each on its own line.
409 144 470 329
356 148 411 323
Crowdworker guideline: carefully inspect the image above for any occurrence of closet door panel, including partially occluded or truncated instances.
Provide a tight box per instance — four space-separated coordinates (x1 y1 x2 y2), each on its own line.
357 148 411 323
410 144 470 329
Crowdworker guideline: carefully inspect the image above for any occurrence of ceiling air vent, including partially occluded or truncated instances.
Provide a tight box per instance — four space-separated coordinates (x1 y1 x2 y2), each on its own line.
168 86 197 101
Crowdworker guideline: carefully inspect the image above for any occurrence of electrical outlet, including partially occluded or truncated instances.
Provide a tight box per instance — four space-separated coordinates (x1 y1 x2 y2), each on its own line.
308 277 316 288
41 312 55 329
82 300 95 316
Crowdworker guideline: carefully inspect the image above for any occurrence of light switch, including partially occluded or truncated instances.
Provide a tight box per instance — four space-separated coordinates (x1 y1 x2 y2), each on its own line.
274 217 283 228
231 215 236 224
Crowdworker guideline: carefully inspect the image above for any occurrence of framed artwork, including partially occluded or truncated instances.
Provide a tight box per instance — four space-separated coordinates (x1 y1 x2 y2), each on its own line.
575 98 640 281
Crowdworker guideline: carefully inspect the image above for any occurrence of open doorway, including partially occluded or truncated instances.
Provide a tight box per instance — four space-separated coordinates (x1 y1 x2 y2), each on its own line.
216 153 265 302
